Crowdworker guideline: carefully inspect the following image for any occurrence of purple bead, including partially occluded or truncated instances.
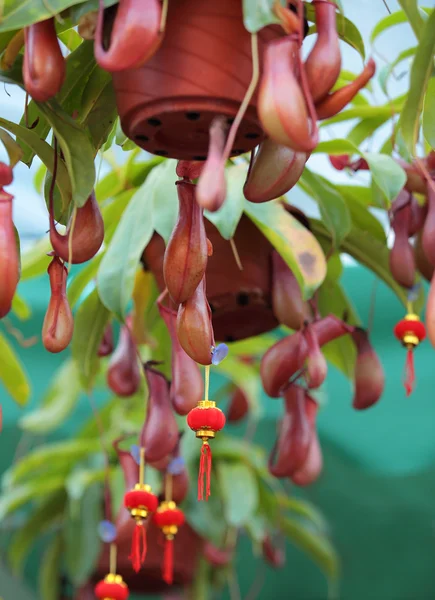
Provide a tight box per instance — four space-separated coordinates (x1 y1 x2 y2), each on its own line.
167 456 185 475
211 343 229 365
98 520 117 543
407 284 421 304
130 444 141 465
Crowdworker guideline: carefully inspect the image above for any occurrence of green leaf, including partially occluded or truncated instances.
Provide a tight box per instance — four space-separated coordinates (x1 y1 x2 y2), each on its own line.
97 180 154 319
67 254 103 308
280 516 340 585
0 477 65 520
0 332 30 406
79 67 117 152
363 152 407 207
215 355 261 418
321 98 404 126
311 220 424 311
244 200 327 300
66 467 106 501
3 439 102 487
19 361 81 434
0 0 105 31
69 0 118 23
72 288 110 389
335 12 366 59
20 237 51 280
300 170 351 248
0 117 72 208
423 76 435 149
0 127 23 166
39 535 62 600
242 0 281 33
306 6 365 59
11 293 31 320
397 0 426 39
147 159 179 244
339 191 386 244
205 165 246 240
36 99 96 207
370 9 430 44
277 495 328 532
378 46 416 96
217 462 259 527
8 491 66 574
318 280 359 378
400 8 435 154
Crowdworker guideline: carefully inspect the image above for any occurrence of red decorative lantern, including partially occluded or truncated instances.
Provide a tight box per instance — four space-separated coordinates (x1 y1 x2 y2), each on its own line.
394 313 426 396
153 500 185 585
124 483 158 572
95 573 129 600
187 400 226 501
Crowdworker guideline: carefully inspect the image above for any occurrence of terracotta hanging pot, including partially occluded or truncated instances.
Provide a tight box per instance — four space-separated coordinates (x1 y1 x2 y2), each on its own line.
90 510 203 595
112 0 283 160
144 214 279 342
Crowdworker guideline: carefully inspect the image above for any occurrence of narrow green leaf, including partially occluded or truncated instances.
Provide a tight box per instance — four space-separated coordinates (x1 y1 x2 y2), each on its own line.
0 333 30 406
58 28 83 51
72 288 110 389
0 0 106 31
339 191 386 244
397 0 426 39
67 254 103 308
80 68 117 152
370 9 426 44
0 117 72 208
400 8 435 154
244 201 327 299
8 491 65 575
423 76 435 149
277 495 328 532
19 361 81 434
0 127 23 166
218 462 259 527
11 293 31 321
318 280 359 378
379 46 416 96
3 439 102 487
64 481 102 586
205 165 246 240
20 237 51 280
280 516 340 584
311 220 424 311
215 356 261 417
39 535 62 600
300 170 351 248
0 477 65 520
363 152 407 206
321 99 404 126
97 181 154 319
36 99 96 207
147 159 179 244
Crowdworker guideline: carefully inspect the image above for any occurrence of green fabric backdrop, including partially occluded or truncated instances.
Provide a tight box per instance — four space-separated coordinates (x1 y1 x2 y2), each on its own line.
2 265 435 600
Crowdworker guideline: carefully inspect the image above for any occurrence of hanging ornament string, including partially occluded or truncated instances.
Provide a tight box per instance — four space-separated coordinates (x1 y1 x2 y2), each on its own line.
198 365 212 501
94 532 130 600
393 293 426 397
153 474 185 586
187 349 227 502
124 445 158 573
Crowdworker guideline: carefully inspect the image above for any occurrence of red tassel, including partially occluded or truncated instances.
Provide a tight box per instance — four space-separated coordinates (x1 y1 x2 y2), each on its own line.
163 537 174 585
198 442 212 501
404 348 415 397
129 522 147 572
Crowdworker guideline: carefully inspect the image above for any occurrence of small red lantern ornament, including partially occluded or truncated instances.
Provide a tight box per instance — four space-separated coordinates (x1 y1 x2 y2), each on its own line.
95 574 129 600
153 500 185 585
187 398 226 501
124 447 158 572
394 313 426 396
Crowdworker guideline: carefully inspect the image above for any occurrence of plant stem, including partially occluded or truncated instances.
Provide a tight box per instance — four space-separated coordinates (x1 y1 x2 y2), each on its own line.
187 558 210 600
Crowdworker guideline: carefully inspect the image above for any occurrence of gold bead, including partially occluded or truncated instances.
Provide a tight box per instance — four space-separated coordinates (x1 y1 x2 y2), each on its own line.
195 429 215 440
162 524 178 536
133 483 152 492
403 333 419 347
198 400 216 409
